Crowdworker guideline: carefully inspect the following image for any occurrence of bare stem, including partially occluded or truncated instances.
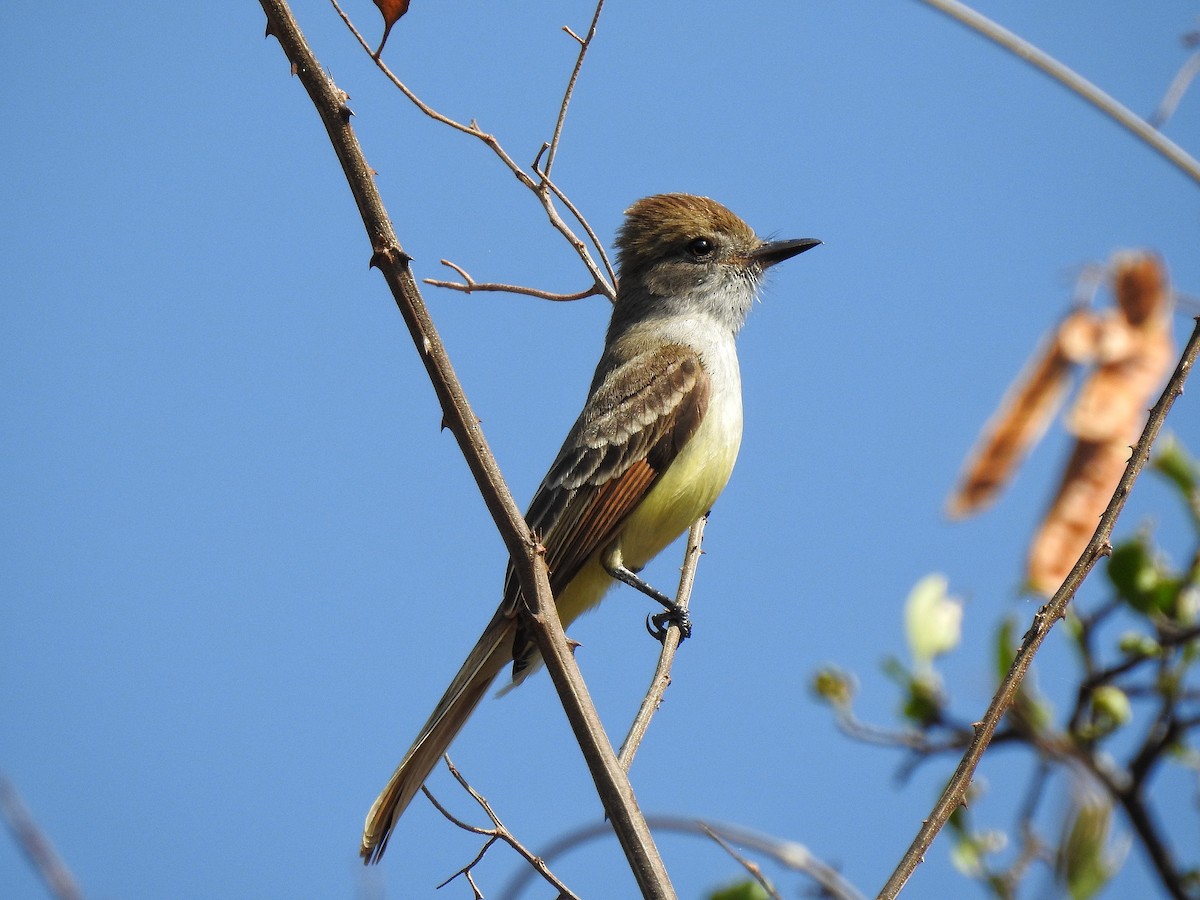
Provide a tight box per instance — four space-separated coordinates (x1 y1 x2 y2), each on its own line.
499 815 866 900
544 0 605 177
877 318 1200 900
328 0 616 300
1150 50 1200 128
427 259 603 302
258 4 673 896
0 776 82 900
700 822 784 900
421 760 582 899
913 0 1200 186
617 515 707 770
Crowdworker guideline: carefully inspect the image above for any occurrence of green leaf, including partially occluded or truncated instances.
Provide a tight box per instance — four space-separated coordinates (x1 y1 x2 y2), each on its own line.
1056 796 1119 900
707 879 770 900
1116 631 1161 658
1090 686 1132 735
994 618 1018 684
1107 539 1158 613
1152 435 1197 498
903 673 944 727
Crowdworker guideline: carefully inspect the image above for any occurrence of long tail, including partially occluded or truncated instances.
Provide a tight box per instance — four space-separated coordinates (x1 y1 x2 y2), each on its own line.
360 614 514 863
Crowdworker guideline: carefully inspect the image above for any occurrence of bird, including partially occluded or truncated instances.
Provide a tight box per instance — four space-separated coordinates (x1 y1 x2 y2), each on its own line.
361 192 820 863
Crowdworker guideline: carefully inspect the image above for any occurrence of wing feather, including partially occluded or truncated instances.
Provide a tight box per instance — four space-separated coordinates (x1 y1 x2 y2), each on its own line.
501 343 710 642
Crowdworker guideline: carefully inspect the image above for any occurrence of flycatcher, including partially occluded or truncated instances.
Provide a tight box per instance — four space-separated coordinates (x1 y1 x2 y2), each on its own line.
361 193 819 862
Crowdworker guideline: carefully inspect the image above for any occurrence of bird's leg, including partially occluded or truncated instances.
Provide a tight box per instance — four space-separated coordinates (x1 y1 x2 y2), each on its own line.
604 561 692 643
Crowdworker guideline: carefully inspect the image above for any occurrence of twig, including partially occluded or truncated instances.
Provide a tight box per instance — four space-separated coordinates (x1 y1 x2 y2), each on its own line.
878 318 1200 900
426 259 603 302
1110 784 1192 900
258 4 673 896
700 822 784 900
1150 50 1200 128
544 0 605 178
913 0 1200 187
420 760 582 899
499 815 866 900
617 515 707 770
833 708 973 754
0 776 82 900
328 0 617 300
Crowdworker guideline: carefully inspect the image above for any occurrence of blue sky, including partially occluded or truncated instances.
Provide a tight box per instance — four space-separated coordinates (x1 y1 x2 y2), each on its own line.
3 2 1199 898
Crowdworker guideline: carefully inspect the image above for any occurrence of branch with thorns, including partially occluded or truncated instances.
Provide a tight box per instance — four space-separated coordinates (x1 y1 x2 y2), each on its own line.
329 0 616 302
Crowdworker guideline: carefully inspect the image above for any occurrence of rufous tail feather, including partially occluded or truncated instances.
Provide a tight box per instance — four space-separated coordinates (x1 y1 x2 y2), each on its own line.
360 618 513 863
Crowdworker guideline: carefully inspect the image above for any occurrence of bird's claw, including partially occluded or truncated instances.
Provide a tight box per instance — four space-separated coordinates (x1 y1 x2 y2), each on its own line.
645 606 692 644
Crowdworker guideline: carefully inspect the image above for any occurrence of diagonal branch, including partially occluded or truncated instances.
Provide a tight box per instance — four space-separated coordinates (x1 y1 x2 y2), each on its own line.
878 318 1200 900
543 0 605 178
258 3 672 896
0 776 82 900
618 514 707 770
913 0 1200 186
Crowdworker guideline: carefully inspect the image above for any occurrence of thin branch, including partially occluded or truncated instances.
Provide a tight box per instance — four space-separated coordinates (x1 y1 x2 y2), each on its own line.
700 822 784 900
499 815 866 900
0 776 82 900
618 515 707 770
913 0 1200 186
258 5 673 896
878 318 1200 900
426 259 604 302
544 0 605 178
537 169 617 289
1150 49 1200 128
1110 785 1192 900
328 0 616 301
420 760 582 899
832 708 973 754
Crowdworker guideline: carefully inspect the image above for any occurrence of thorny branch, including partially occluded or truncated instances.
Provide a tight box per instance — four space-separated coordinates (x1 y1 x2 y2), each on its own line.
329 0 617 301
878 318 1200 900
258 3 674 896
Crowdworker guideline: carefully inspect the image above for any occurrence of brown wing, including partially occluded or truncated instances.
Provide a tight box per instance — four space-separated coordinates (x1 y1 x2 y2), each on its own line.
500 342 710 637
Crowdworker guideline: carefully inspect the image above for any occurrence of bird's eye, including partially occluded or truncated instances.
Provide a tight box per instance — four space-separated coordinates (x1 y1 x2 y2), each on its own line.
687 237 715 259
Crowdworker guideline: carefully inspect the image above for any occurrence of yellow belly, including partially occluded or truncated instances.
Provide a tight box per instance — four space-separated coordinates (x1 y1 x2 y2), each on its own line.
554 402 742 626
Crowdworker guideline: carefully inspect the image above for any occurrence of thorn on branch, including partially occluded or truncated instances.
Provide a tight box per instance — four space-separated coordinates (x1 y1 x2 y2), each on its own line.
368 246 412 271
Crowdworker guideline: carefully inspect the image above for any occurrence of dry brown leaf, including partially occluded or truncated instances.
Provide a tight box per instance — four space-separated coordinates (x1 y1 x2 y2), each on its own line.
1026 252 1173 595
1067 254 1173 443
949 251 1175 596
1026 437 1134 595
1113 251 1169 325
373 0 412 58
946 309 1094 519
